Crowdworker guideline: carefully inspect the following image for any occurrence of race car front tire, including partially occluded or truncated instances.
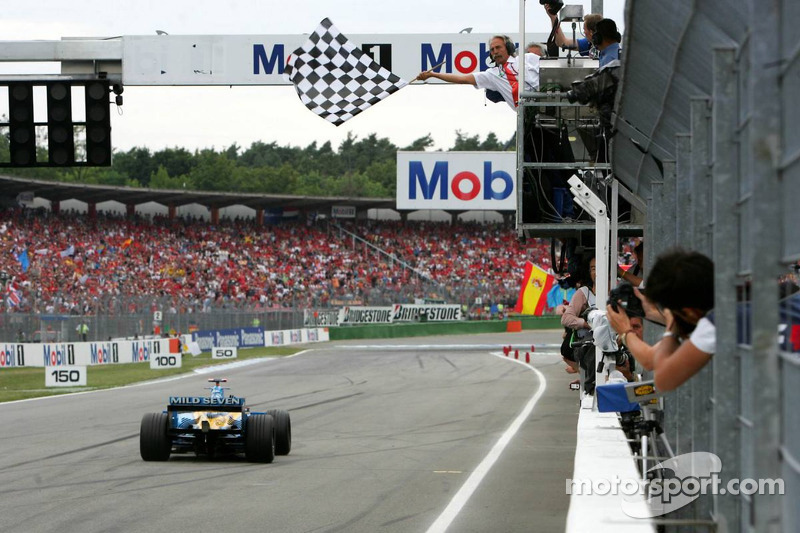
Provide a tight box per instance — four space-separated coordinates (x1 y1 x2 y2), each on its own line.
140 412 171 461
267 409 292 456
245 414 275 463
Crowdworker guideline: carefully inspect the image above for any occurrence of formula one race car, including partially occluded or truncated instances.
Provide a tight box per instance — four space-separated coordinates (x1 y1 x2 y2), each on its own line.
140 378 291 463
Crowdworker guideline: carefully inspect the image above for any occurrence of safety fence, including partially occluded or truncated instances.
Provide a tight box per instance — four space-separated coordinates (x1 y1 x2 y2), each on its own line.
615 2 798 530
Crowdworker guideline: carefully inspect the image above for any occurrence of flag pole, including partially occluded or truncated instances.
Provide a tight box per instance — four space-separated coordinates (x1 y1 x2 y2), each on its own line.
411 60 447 83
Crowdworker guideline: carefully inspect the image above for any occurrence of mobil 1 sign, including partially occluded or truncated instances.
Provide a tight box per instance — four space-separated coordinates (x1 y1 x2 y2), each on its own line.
212 347 238 359
150 354 181 369
397 151 516 211
45 366 87 387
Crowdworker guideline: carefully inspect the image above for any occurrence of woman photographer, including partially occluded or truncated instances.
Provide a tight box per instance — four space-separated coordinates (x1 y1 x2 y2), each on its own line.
560 256 596 385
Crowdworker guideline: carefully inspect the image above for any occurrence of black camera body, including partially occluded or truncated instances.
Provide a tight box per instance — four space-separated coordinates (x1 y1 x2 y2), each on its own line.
566 65 620 107
566 64 620 128
539 0 564 16
609 281 645 318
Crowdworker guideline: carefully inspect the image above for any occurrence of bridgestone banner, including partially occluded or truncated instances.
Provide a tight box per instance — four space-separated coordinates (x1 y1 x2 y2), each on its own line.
304 309 341 327
339 306 394 325
391 304 462 322
330 304 463 325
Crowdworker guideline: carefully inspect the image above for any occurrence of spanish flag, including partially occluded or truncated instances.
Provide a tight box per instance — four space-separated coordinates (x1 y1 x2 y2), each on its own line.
514 262 556 315
121 238 133 250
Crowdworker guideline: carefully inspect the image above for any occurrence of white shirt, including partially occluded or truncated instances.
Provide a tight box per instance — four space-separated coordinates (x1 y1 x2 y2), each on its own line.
473 54 541 111
690 316 716 354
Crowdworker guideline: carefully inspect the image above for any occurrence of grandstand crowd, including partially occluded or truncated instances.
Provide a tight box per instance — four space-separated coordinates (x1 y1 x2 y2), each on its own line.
1 207 552 316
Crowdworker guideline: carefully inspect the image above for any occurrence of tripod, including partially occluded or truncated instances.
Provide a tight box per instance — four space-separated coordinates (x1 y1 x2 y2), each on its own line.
629 405 675 477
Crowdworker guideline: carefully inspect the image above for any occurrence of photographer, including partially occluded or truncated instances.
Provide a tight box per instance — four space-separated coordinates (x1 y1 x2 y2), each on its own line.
606 283 659 371
617 241 644 288
561 256 596 384
607 248 715 392
542 3 602 58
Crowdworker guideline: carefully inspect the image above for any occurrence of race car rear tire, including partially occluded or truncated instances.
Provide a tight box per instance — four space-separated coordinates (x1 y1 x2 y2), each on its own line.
140 412 171 461
267 409 292 456
245 414 275 463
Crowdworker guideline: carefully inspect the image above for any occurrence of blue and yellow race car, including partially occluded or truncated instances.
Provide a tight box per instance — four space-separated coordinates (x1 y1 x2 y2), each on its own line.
140 378 291 463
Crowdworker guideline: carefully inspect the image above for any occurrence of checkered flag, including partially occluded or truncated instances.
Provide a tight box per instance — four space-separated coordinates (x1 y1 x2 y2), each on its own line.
285 18 408 126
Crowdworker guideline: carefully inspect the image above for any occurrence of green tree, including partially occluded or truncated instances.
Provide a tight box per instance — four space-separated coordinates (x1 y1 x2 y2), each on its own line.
152 148 196 179
187 150 237 191
479 132 504 151
402 134 435 151
113 147 157 186
292 170 328 196
451 130 482 151
338 133 398 175
329 171 386 197
149 165 185 189
363 159 396 197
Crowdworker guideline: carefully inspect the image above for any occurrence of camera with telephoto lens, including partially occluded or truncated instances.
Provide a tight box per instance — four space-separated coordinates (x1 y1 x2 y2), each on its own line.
539 0 564 16
566 65 620 128
566 65 620 107
609 281 645 318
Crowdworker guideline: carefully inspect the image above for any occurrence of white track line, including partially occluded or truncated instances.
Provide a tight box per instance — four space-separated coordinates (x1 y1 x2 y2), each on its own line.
425 352 548 533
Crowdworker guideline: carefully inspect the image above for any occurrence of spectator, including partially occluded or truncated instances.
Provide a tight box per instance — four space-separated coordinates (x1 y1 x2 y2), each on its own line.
0 207 554 314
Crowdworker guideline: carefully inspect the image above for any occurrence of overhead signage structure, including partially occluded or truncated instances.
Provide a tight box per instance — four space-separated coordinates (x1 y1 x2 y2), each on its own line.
120 32 548 86
0 30 544 167
397 151 516 211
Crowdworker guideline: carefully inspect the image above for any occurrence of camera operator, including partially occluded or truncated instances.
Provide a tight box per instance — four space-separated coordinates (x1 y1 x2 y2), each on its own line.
607 248 715 392
593 18 622 67
542 3 602 58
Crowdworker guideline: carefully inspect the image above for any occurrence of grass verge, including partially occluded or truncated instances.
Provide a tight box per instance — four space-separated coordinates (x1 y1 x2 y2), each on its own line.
0 346 302 403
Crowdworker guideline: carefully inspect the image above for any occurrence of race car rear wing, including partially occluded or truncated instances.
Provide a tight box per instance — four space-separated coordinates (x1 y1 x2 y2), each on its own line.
168 396 245 412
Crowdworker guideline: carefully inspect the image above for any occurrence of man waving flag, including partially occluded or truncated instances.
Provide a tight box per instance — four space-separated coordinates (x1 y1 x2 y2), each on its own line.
285 18 408 126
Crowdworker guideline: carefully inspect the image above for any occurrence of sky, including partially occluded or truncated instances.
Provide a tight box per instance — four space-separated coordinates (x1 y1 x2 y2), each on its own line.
1 0 625 154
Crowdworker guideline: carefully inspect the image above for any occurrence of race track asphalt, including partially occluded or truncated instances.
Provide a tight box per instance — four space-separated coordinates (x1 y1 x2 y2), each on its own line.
0 330 577 533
